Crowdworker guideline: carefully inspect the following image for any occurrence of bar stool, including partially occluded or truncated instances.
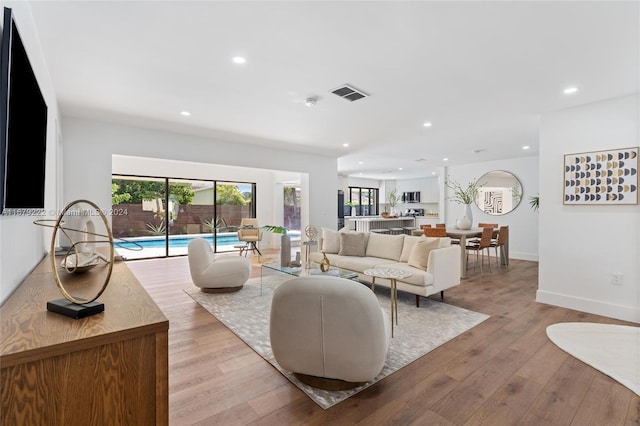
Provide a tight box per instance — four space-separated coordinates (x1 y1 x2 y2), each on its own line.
389 227 404 235
403 227 415 235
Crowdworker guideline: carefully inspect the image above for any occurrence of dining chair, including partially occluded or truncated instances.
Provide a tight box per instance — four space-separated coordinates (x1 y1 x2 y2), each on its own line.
465 227 494 274
490 226 509 269
469 223 499 244
423 227 447 237
477 223 498 229
435 223 446 228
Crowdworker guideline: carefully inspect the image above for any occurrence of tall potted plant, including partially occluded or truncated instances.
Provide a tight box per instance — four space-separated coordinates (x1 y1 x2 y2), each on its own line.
387 189 400 217
445 177 483 229
264 225 290 267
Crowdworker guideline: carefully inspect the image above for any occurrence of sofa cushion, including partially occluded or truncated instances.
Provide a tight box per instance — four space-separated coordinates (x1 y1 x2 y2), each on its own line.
407 238 440 271
339 232 367 256
333 256 385 273
321 227 340 253
366 232 405 261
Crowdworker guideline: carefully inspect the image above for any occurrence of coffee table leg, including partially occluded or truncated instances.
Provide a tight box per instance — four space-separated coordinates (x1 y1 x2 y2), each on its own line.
371 277 376 292
260 266 263 296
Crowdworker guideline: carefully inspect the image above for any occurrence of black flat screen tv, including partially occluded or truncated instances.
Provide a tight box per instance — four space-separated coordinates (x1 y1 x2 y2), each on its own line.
0 7 48 214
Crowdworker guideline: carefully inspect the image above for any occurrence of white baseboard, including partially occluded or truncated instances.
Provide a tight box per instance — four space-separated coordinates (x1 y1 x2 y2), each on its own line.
510 252 538 262
536 289 640 323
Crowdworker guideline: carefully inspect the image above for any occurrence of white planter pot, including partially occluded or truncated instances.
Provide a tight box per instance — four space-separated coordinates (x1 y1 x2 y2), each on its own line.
456 204 473 230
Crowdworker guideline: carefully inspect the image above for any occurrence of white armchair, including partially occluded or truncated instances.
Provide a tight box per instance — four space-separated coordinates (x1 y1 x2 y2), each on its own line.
270 276 390 390
188 238 251 292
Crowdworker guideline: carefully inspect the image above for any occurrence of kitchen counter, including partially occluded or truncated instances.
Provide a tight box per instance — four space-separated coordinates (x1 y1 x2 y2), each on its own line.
351 216 416 232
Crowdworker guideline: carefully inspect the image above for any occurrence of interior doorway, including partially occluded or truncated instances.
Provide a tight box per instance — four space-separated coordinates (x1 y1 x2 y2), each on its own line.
283 185 301 234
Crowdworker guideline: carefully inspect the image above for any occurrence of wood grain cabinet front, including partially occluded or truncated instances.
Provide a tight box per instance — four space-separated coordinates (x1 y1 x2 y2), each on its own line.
0 257 169 426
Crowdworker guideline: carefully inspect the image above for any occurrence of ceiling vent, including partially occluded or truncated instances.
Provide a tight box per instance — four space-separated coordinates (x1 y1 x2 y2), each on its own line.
331 84 369 102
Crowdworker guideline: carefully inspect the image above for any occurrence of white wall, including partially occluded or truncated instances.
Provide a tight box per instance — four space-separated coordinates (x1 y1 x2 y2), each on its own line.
538 94 639 323
62 117 338 246
0 1 61 304
445 156 540 261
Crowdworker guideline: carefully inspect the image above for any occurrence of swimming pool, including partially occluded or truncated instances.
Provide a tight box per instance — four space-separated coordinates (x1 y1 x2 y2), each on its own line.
117 233 240 250
116 230 302 260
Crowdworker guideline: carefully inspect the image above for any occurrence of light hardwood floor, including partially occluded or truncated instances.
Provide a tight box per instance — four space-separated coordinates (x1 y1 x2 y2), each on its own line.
126 251 640 425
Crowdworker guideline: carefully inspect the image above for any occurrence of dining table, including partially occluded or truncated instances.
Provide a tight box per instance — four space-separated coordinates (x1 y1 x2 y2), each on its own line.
446 227 509 278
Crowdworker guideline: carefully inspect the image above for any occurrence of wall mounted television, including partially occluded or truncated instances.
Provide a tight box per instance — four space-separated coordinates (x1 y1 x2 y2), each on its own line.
0 7 48 215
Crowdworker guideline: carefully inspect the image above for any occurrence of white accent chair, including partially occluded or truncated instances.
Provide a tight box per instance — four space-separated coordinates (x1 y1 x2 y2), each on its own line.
270 276 390 390
188 238 251 293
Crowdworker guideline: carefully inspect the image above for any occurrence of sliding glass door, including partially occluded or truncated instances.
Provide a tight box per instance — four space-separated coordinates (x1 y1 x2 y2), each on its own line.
216 181 255 252
112 175 256 259
167 179 213 256
111 175 166 259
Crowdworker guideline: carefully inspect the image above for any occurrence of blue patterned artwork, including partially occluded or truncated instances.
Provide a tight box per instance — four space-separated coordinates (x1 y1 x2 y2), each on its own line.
564 147 638 205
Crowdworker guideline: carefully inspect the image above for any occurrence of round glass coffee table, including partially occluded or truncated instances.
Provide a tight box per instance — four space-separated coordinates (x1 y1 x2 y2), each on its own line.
364 267 412 338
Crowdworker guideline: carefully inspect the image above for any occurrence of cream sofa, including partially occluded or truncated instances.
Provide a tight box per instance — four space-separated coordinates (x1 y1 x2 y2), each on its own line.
309 229 461 307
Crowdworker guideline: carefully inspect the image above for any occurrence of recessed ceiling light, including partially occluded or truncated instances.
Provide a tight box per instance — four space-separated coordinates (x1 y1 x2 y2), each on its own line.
522 145 530 150
342 143 349 147
398 167 403 171
563 86 578 94
232 56 246 64
180 111 191 116
432 172 436 175
358 161 364 165
443 157 449 161
423 122 432 127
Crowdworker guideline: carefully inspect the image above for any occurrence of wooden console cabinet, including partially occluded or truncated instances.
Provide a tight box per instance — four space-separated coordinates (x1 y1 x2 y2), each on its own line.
0 256 169 425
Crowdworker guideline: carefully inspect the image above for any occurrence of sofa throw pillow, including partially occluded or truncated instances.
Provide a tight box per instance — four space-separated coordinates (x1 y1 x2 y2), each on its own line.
400 235 422 262
366 232 405 261
338 232 367 256
400 236 450 261
407 238 440 271
321 227 340 254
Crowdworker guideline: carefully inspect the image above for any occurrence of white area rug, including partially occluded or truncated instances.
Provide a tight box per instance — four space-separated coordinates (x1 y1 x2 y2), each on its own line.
186 275 489 409
547 322 640 396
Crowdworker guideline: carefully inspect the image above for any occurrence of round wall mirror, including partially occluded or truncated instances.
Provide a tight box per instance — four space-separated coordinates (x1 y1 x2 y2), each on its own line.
474 170 523 215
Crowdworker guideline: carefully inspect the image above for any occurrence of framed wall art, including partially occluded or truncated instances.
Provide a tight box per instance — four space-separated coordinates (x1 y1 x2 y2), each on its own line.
563 147 638 205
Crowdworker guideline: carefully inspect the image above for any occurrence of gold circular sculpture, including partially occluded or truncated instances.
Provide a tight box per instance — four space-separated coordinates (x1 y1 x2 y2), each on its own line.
37 200 115 304
304 224 318 241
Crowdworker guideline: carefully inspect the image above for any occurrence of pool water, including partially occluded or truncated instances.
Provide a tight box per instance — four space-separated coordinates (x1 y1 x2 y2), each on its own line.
117 234 240 250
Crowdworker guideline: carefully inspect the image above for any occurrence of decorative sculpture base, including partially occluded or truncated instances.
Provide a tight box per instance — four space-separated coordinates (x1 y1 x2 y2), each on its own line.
47 298 104 319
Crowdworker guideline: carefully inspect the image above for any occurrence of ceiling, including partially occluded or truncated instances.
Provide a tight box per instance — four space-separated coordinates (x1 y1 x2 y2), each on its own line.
28 1 639 180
